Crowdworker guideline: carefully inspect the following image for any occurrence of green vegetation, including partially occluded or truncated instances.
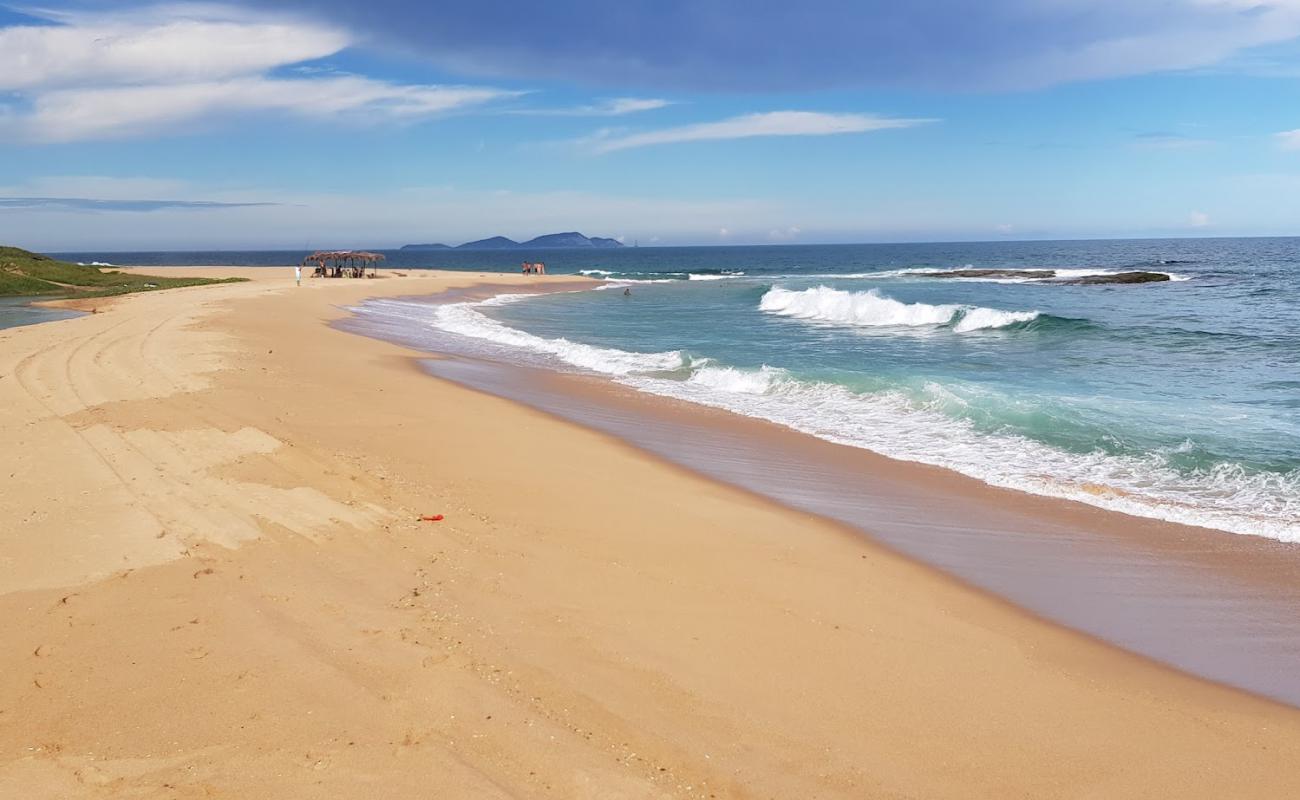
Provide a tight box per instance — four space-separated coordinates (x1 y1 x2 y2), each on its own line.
0 246 244 298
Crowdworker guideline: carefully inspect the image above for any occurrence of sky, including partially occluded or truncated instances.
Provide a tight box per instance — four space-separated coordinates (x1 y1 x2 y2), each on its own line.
2 1 1300 250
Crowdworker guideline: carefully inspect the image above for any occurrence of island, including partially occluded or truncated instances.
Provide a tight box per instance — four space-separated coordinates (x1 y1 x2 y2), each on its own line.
401 232 625 251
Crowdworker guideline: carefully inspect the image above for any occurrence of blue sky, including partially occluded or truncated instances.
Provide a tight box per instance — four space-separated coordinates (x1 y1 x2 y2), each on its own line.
2 1 1300 249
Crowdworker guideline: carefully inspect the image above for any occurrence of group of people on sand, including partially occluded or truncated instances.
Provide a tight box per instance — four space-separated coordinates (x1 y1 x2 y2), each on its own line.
521 261 546 275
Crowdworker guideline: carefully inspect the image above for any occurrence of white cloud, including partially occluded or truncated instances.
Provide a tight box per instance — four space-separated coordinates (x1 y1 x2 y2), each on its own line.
513 97 672 116
1132 132 1213 150
23 78 516 142
0 4 516 142
602 98 672 115
1275 129 1300 150
257 0 1300 92
0 17 347 90
584 111 931 153
1188 210 1210 227
767 225 801 241
974 0 1300 89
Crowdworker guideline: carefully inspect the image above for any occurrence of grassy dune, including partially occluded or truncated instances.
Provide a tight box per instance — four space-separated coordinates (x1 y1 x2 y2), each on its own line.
0 246 243 298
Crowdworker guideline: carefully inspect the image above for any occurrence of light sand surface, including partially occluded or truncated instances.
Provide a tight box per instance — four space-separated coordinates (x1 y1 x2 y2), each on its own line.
3 267 1300 798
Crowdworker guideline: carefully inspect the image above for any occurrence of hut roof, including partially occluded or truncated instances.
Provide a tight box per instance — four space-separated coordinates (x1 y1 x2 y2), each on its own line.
305 250 386 263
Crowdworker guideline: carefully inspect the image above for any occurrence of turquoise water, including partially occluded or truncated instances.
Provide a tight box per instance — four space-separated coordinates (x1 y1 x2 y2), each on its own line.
347 238 1300 540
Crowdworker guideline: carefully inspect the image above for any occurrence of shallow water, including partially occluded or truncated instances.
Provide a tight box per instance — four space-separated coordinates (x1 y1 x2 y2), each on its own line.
0 297 83 330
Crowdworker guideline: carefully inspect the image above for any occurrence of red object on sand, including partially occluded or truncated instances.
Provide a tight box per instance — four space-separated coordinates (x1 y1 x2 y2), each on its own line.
419 514 444 522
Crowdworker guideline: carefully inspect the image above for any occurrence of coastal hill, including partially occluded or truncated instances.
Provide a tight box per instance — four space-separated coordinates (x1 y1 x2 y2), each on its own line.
0 245 239 297
401 231 624 251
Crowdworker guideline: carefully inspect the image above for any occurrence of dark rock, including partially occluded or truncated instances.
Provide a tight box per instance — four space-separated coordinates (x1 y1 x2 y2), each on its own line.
917 269 1058 279
1055 271 1171 285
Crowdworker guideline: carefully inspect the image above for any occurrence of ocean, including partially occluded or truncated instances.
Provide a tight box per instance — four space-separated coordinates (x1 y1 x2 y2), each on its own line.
274 237 1300 543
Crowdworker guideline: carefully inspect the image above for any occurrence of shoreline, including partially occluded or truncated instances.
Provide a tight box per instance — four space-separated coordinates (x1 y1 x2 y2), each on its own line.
4 267 1300 797
340 285 1300 708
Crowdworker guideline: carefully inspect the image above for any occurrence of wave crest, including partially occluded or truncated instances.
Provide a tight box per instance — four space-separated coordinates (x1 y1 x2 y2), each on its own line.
759 286 1039 332
433 297 688 375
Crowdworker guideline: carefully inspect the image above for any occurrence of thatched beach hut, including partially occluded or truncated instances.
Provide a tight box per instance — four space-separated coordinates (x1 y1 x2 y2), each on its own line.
304 250 385 278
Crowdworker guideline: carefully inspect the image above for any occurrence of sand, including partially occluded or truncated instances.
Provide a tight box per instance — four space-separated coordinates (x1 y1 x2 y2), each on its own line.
2 267 1300 799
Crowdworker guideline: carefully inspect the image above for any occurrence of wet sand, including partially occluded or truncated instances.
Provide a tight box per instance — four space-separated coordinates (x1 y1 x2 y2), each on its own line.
3 267 1300 798
410 355 1300 706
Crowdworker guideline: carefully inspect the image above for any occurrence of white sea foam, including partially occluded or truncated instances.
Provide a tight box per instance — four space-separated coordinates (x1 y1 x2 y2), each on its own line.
759 286 1038 332
952 306 1041 332
688 271 746 280
580 269 744 283
760 286 959 326
432 295 688 375
394 292 1299 543
623 366 1300 542
595 278 680 289
687 364 787 394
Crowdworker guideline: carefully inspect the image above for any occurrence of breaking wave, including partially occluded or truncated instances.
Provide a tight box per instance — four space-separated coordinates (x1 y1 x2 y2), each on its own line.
579 268 746 283
432 294 690 375
759 286 1041 332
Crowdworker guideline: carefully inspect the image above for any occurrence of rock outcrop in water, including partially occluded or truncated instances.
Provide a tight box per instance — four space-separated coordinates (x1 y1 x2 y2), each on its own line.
917 269 1057 280
1054 271 1171 285
916 268 1172 285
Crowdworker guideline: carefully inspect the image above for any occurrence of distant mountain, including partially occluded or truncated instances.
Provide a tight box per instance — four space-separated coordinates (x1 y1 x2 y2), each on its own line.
401 232 624 251
519 232 624 249
457 236 521 250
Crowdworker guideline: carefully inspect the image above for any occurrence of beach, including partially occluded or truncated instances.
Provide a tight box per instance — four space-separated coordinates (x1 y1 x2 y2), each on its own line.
4 267 1300 798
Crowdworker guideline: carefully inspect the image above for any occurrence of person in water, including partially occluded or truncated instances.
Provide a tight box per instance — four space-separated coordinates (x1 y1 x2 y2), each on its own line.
623 287 631 296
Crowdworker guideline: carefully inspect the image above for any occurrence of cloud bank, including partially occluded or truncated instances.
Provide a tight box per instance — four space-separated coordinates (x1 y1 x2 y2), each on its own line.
0 5 517 142
247 0 1300 91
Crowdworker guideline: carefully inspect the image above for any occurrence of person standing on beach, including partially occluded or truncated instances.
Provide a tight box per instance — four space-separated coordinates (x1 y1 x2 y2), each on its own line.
295 264 302 286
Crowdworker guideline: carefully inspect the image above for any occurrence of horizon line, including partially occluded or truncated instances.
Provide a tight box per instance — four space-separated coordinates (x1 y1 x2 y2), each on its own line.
38 232 1300 254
